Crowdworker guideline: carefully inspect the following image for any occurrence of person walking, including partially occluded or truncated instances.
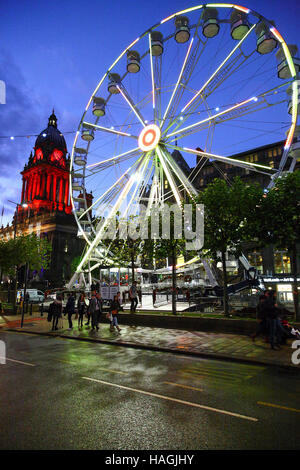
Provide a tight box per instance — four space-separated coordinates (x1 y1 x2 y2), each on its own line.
110 294 121 332
65 292 75 330
77 293 86 329
129 281 138 313
51 295 63 331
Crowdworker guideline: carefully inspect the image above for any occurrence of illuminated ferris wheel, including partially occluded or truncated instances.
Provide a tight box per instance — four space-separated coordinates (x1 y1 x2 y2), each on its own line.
69 3 299 288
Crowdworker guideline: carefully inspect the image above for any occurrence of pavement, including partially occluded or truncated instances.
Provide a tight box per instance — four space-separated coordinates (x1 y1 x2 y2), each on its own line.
1 312 299 370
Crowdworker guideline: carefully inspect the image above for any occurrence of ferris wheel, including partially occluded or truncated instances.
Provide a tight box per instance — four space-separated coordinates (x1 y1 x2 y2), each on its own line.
69 3 299 288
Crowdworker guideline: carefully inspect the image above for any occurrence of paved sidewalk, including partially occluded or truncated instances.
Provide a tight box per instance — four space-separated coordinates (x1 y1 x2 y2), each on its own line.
1 314 299 369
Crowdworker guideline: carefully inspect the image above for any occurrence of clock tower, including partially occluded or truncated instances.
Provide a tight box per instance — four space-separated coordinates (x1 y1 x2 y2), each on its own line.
19 110 72 217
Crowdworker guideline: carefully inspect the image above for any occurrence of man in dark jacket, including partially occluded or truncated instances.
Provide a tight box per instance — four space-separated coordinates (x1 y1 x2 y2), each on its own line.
65 293 75 330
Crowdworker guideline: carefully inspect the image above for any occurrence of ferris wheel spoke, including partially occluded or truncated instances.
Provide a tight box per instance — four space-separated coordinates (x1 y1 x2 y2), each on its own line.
148 33 156 121
116 84 146 127
86 147 141 172
166 96 262 140
160 146 198 198
123 152 152 217
82 121 137 139
161 38 194 130
181 23 257 115
170 144 277 175
77 155 144 221
155 147 182 206
77 159 146 273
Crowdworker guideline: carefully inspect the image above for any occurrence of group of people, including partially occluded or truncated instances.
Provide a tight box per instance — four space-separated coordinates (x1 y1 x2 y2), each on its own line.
251 289 300 350
48 291 123 333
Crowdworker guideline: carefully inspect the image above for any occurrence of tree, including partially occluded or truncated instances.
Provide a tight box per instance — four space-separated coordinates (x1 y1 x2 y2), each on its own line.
142 204 187 315
195 177 263 316
0 234 52 311
101 215 144 283
258 170 300 320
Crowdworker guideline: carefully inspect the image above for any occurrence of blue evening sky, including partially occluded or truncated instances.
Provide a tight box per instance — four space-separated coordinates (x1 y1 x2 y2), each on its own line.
0 0 299 224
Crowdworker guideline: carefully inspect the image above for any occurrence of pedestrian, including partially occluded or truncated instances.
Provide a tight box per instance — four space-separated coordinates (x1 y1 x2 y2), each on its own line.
110 294 121 332
77 292 86 329
51 295 63 331
129 280 138 313
65 292 75 330
264 290 281 350
95 292 103 327
89 291 100 331
186 288 191 305
250 292 268 342
153 288 157 307
85 295 91 326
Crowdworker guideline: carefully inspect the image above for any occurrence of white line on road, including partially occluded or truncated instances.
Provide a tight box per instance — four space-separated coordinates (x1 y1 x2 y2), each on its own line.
82 376 258 422
0 356 36 367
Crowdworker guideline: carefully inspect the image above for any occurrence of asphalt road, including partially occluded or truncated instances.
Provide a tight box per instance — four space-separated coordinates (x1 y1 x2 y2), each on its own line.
0 330 300 450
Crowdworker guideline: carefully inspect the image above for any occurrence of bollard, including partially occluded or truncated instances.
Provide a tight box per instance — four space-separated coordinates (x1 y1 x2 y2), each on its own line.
40 303 44 317
30 302 33 316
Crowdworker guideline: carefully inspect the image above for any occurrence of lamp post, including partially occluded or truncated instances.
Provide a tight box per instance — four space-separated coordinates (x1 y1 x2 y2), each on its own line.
7 200 28 317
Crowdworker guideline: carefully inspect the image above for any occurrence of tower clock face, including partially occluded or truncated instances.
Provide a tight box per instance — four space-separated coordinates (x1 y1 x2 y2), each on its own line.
34 148 43 162
50 149 65 167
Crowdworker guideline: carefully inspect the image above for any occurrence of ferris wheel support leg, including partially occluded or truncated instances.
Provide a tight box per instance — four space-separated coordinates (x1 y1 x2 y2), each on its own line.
67 271 80 290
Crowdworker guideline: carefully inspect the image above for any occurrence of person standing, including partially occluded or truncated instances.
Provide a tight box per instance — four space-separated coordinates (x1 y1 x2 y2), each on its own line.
95 292 103 328
110 294 121 332
153 288 157 307
89 292 99 331
250 292 267 342
77 293 86 329
51 295 63 331
129 281 138 313
264 290 281 350
65 293 75 330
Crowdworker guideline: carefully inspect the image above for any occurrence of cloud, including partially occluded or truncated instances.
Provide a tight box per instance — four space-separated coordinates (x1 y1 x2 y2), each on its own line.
0 50 46 224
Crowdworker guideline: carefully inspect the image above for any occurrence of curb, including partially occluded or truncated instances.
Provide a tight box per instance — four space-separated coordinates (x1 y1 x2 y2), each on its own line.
4 327 299 371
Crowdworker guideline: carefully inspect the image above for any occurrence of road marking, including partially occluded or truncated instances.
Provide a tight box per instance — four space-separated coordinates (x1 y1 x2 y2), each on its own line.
163 381 203 392
257 401 300 414
82 376 258 422
0 356 36 367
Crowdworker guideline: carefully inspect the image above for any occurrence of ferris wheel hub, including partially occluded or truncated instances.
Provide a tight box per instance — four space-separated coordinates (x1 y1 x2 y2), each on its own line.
138 124 161 152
